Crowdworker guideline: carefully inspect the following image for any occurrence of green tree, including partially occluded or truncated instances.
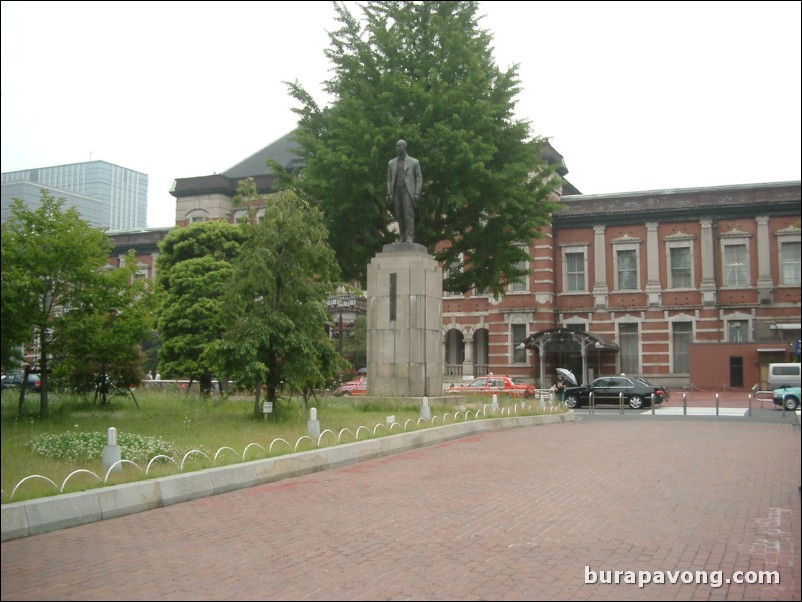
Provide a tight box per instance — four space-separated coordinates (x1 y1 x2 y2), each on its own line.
1 192 146 417
155 221 246 394
211 189 346 417
340 314 367 372
55 251 155 404
284 0 562 294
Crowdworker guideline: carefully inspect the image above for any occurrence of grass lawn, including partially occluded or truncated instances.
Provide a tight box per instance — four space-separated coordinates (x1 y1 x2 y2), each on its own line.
1 386 562 504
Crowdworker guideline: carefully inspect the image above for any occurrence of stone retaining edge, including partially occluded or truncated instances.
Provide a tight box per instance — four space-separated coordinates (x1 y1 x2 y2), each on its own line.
1 411 573 541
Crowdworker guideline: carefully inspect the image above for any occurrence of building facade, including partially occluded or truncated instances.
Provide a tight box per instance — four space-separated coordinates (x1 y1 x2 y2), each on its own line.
441 182 800 392
138 135 802 393
2 160 148 231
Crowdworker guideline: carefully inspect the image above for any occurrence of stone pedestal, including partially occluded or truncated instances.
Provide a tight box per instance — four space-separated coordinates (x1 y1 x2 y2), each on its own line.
367 242 442 397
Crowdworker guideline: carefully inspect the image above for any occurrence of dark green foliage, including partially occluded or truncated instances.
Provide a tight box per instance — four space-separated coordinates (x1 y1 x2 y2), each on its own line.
155 221 245 393
1 192 153 415
210 189 348 417
286 1 562 294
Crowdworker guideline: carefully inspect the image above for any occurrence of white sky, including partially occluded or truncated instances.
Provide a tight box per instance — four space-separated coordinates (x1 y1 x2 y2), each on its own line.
2 1 800 229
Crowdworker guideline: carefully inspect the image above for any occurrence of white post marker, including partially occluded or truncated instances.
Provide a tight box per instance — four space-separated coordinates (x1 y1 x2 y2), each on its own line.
307 407 320 439
102 427 122 473
421 396 431 420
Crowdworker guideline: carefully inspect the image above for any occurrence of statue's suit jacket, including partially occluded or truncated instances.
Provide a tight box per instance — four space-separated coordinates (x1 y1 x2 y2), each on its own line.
387 155 422 204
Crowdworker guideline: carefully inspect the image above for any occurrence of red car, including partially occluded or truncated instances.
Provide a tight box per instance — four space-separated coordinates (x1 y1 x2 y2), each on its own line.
446 375 535 398
334 377 367 396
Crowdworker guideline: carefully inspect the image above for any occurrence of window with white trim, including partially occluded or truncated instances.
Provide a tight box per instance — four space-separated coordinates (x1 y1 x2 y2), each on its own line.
727 319 749 342
511 323 527 363
619 323 639 373
780 241 800 285
672 321 693 374
722 242 750 287
562 247 587 292
669 246 692 288
615 249 638 290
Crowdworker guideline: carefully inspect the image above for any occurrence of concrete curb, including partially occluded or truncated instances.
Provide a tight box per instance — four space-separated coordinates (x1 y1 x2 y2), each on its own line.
1 411 573 541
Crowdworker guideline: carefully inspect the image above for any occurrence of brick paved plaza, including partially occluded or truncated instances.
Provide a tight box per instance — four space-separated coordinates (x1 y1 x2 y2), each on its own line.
1 411 800 601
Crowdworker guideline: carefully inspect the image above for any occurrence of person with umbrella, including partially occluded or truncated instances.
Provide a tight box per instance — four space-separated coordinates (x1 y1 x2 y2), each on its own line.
554 372 567 402
553 368 576 402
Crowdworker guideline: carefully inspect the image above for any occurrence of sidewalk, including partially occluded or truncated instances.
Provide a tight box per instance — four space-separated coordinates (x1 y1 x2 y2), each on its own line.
2 414 799 601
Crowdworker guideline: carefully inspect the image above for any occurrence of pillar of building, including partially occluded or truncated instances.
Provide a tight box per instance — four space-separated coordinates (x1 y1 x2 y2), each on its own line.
755 216 773 303
645 222 662 306
700 218 717 305
462 335 474 377
592 225 608 308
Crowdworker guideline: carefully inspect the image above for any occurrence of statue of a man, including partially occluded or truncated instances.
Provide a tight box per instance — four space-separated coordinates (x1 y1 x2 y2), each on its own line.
387 139 422 243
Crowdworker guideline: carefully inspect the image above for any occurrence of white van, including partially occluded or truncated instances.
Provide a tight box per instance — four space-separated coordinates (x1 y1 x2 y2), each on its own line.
767 363 801 390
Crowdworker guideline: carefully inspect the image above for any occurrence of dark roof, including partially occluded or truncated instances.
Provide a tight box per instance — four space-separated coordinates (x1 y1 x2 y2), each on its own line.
172 130 581 198
170 132 303 198
170 173 278 198
554 181 802 226
540 139 580 194
223 131 302 178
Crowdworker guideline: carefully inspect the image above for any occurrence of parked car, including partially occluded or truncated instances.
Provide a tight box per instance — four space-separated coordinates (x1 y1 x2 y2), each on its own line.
1 372 42 393
767 363 801 390
772 386 800 411
563 375 667 409
334 377 367 396
446 375 535 398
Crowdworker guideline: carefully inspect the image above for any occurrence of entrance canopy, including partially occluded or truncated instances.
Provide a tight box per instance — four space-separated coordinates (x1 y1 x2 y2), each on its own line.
520 328 619 387
521 328 619 352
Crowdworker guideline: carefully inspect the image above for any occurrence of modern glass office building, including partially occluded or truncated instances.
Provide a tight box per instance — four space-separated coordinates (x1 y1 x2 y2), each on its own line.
1 160 148 231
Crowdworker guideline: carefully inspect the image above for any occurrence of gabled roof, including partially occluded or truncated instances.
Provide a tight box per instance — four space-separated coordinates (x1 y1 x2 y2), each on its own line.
223 131 303 178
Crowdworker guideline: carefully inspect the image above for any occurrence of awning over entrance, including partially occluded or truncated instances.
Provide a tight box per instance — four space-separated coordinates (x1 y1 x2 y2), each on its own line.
521 328 619 387
521 328 619 351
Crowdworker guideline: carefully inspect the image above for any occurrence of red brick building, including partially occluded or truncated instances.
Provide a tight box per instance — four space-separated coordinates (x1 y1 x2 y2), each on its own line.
113 134 800 393
441 181 800 391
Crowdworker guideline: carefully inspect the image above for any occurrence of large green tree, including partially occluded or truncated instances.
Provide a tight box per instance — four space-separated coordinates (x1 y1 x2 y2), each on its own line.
55 251 155 403
155 220 246 394
285 0 562 294
1 193 151 417
210 189 346 417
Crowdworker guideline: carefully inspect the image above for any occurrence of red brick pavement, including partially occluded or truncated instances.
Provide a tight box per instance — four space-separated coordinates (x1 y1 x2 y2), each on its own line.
1 419 800 601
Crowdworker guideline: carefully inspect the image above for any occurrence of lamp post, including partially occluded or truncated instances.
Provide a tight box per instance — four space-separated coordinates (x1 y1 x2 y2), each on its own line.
326 296 356 355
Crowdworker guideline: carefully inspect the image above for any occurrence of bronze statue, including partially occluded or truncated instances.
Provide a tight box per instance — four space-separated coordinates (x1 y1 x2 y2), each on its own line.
387 139 422 243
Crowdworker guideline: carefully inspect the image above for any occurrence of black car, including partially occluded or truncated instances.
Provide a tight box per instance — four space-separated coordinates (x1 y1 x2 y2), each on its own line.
1 372 42 392
563 375 667 410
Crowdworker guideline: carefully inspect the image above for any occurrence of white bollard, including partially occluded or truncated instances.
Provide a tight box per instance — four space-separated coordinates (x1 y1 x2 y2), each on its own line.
102 427 122 473
421 396 431 420
491 394 499 412
307 407 320 439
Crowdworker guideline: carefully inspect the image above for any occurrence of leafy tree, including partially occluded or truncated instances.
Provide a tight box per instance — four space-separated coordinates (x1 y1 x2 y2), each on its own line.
55 250 156 404
210 189 347 417
155 221 246 394
340 314 367 372
284 0 562 295
1 192 150 417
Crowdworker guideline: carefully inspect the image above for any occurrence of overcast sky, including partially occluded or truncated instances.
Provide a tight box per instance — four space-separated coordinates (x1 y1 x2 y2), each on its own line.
2 1 800 228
